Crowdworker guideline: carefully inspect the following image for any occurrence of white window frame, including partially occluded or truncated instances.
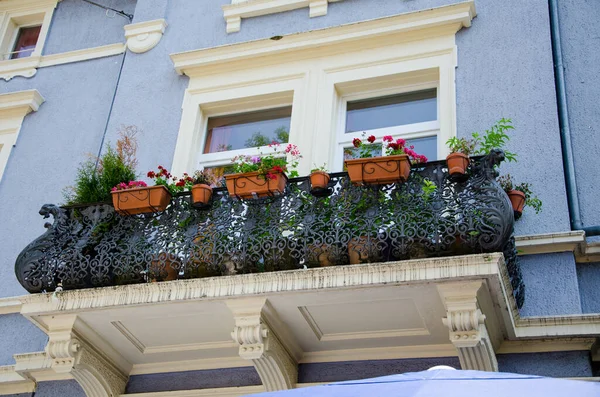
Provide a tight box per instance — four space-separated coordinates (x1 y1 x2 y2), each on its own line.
171 77 305 176
0 0 58 60
0 89 45 182
334 82 440 168
171 1 475 176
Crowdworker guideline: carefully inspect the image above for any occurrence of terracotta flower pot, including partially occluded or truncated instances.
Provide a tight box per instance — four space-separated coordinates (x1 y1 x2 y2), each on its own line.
507 190 526 216
191 184 213 207
446 152 469 177
345 155 411 185
225 170 287 199
310 171 330 191
111 185 171 215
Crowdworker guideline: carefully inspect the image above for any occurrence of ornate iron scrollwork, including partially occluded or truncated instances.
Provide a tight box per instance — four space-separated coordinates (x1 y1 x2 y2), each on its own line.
14 151 524 307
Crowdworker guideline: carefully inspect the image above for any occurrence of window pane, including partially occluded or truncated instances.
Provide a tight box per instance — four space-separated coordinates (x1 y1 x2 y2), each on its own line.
406 136 437 162
345 90 437 133
204 107 291 154
11 26 41 59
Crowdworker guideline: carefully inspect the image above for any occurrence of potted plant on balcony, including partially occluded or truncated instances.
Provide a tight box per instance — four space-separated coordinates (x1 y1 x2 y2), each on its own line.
345 134 428 185
190 169 218 208
498 174 542 218
445 136 476 177
226 142 301 199
64 126 138 206
309 163 330 193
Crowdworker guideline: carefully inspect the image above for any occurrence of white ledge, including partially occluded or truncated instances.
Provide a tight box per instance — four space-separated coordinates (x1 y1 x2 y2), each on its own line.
0 43 125 81
173 1 476 76
124 19 167 53
19 253 506 315
222 0 344 33
515 231 586 255
0 89 44 114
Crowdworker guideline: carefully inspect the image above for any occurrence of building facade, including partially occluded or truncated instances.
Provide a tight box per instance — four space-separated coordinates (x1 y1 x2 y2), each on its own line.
1 0 600 396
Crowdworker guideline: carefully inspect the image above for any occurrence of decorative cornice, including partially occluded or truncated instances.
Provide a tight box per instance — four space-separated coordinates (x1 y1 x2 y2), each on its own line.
0 43 125 81
438 282 498 372
0 89 45 114
227 298 299 391
124 19 167 54
172 1 476 76
222 0 344 33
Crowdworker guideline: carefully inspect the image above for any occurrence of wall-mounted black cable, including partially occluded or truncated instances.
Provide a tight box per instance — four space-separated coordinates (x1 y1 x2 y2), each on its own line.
81 0 133 21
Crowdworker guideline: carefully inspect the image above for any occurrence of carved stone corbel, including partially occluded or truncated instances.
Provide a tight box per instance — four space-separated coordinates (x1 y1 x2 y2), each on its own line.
438 281 498 371
124 19 167 53
44 316 128 397
226 298 301 391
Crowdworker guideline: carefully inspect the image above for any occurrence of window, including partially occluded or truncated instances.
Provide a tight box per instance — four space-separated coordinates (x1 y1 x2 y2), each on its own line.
336 88 440 167
0 1 58 63
204 107 291 154
10 25 41 59
171 2 474 176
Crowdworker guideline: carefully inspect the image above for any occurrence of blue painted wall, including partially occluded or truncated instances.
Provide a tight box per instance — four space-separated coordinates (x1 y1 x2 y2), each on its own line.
0 314 46 366
577 262 600 313
34 380 85 397
0 0 598 390
497 351 592 378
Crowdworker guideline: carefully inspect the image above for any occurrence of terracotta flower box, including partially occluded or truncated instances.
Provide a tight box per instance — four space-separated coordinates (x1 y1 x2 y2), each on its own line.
310 171 330 191
225 170 287 199
111 185 171 215
345 155 411 185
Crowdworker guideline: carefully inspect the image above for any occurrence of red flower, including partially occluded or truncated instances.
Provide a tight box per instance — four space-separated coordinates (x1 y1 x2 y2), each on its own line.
272 165 284 173
353 138 362 148
367 135 376 143
388 142 399 151
383 135 393 142
147 171 155 178
175 179 185 187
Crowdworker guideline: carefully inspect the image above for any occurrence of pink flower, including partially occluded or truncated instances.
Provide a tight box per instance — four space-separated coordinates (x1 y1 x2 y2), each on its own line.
383 135 393 142
396 138 405 147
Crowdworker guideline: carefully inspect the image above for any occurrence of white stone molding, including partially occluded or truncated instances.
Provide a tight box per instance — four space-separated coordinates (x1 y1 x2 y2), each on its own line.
438 282 498 372
226 298 300 391
222 0 344 33
0 297 22 314
0 89 44 181
174 1 475 76
43 315 128 397
124 19 167 54
0 365 35 395
0 42 126 81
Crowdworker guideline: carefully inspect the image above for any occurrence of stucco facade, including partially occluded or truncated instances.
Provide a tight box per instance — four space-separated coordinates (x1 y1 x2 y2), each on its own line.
0 0 599 395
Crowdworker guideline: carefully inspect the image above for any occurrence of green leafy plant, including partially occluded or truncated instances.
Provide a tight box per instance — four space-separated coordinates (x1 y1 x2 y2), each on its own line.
231 142 302 179
446 136 477 155
498 174 542 214
421 179 437 201
472 118 516 161
310 163 328 173
447 119 516 160
64 126 138 204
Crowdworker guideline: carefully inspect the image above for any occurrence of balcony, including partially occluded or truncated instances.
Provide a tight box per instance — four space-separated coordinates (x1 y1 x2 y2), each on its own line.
14 150 523 308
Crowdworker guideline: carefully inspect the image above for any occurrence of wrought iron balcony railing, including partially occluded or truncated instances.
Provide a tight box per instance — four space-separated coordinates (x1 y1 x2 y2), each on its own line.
15 150 524 307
